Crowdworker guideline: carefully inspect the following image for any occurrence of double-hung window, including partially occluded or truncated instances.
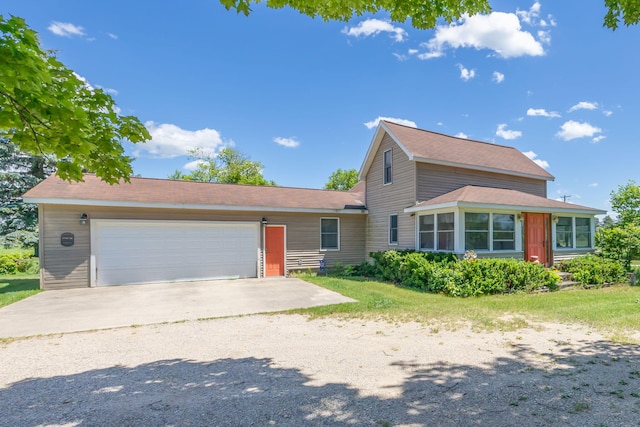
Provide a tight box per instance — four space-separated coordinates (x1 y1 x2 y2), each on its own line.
575 218 591 248
556 217 592 249
556 217 573 248
320 218 339 250
419 213 454 251
383 149 392 185
389 214 398 245
464 213 515 251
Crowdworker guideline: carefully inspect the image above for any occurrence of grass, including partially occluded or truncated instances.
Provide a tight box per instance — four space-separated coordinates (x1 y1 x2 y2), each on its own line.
0 274 40 309
294 275 640 342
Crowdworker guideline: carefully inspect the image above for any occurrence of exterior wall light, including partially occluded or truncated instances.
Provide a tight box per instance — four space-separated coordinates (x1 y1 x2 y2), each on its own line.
79 213 88 225
261 217 268 225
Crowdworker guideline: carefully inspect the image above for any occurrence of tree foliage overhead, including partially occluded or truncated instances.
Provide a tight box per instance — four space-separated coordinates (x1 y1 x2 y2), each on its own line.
0 138 55 248
220 0 640 30
0 15 150 184
169 147 277 186
324 168 359 191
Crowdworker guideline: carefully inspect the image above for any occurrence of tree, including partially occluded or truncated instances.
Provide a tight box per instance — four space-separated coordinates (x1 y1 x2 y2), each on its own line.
0 138 56 248
596 180 640 270
220 0 640 30
610 180 640 226
169 147 277 186
324 168 359 191
0 15 150 184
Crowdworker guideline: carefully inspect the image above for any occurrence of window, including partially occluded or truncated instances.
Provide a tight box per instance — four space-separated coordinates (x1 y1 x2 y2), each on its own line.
556 217 573 248
437 213 455 251
419 213 454 251
464 213 515 251
419 214 434 250
576 218 591 248
493 214 515 250
320 218 339 250
383 149 392 185
465 213 489 250
389 215 398 245
555 217 593 249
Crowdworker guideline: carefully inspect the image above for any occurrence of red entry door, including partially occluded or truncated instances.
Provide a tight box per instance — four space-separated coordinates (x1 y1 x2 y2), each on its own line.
265 226 285 276
524 213 551 266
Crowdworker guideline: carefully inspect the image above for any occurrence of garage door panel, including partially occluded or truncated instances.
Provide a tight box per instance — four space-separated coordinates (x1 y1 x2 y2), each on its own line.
93 221 259 286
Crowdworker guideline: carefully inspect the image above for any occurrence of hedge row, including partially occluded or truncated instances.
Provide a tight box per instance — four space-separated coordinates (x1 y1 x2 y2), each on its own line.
0 250 39 275
557 254 626 285
366 250 559 297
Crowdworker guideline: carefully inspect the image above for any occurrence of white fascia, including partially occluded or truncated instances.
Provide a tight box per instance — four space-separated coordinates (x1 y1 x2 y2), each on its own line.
23 198 369 215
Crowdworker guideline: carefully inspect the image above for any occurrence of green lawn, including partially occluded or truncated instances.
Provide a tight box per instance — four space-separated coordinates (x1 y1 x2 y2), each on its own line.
0 274 40 309
296 275 640 343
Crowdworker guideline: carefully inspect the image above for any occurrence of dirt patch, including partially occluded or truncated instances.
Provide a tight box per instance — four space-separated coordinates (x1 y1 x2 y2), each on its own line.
1 315 639 426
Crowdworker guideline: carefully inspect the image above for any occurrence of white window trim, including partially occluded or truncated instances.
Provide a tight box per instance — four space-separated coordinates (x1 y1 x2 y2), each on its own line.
463 212 517 252
320 217 340 251
383 149 392 185
554 216 594 250
388 214 398 245
417 211 456 252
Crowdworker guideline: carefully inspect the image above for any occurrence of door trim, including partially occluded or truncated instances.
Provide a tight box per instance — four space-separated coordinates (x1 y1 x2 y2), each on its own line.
523 213 552 266
264 225 286 277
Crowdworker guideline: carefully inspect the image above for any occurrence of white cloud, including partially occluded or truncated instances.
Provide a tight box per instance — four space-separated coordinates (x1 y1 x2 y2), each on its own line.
364 116 417 129
418 11 545 59
537 30 551 44
592 135 606 143
492 71 505 83
526 108 560 118
458 64 476 81
556 120 602 141
183 159 206 171
516 2 541 25
496 123 522 140
523 150 550 169
589 182 599 187
568 101 598 112
48 21 86 37
96 85 118 95
140 122 226 158
343 19 407 42
273 137 300 148
603 110 613 117
455 132 468 139
107 32 118 40
408 48 418 55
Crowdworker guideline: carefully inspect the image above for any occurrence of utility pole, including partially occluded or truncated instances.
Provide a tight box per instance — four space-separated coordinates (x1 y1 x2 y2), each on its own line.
561 195 571 203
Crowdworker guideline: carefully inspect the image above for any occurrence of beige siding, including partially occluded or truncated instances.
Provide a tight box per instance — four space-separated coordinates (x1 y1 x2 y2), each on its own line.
416 163 548 202
39 205 366 289
365 134 416 254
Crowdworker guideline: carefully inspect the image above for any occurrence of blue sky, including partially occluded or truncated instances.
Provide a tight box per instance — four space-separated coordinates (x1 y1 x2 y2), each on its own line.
3 1 639 214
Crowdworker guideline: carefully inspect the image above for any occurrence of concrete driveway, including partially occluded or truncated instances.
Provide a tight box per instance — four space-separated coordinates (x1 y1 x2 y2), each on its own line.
0 277 355 338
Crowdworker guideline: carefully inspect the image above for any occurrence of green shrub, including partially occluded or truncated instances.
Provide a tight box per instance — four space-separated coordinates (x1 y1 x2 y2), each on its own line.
367 250 558 296
0 250 37 275
558 255 626 285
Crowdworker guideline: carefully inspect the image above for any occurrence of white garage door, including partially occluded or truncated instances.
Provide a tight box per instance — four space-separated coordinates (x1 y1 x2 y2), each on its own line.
92 220 259 286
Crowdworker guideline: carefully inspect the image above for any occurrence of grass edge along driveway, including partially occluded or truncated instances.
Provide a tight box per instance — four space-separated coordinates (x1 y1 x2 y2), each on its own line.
295 275 640 344
0 274 40 309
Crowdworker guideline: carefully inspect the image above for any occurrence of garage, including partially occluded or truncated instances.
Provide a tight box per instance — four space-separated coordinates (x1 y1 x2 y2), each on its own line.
91 220 260 286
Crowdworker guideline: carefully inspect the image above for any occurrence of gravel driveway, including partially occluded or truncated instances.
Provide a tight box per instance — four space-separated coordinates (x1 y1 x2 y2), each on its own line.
1 314 639 426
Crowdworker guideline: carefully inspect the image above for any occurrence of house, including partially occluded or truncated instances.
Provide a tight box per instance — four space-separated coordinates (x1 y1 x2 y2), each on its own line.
23 121 605 289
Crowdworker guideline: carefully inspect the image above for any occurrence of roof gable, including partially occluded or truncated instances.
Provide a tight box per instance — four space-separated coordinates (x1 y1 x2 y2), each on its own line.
23 174 367 213
359 121 555 181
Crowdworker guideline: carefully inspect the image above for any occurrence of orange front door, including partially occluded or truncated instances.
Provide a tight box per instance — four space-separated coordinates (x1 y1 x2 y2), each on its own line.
524 213 551 266
265 226 285 276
